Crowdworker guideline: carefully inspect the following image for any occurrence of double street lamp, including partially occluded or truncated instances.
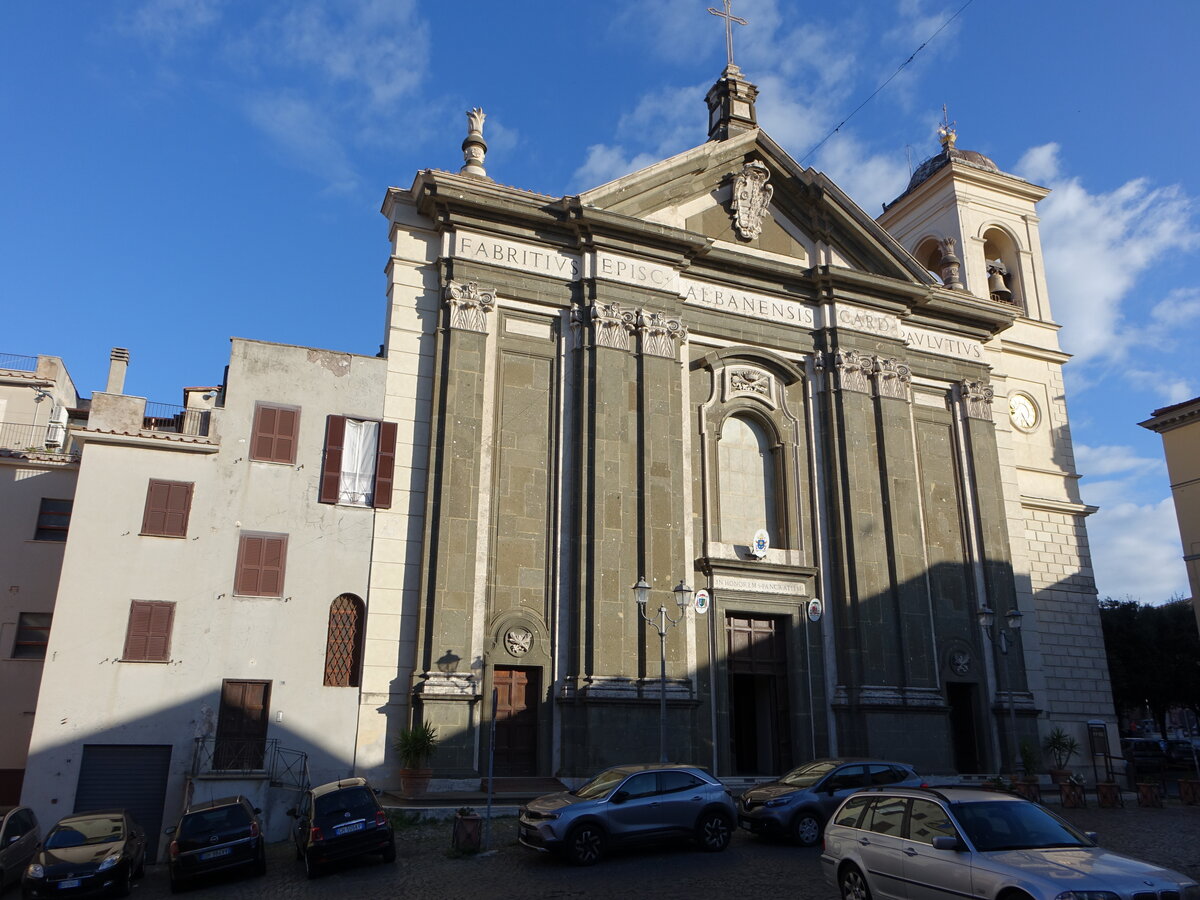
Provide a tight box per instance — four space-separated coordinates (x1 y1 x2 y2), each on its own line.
977 605 1024 775
633 577 694 763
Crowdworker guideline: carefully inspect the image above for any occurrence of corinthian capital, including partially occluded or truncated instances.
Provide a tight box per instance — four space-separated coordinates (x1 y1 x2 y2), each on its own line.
444 281 495 332
874 356 912 401
960 379 995 420
833 349 873 394
640 310 688 359
591 301 639 351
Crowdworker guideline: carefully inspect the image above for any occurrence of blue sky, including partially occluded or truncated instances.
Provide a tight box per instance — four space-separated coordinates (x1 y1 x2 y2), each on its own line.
3 1 1197 603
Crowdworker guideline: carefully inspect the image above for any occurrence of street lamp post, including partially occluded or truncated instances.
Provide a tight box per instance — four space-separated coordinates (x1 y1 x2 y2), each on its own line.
633 576 694 763
978 605 1024 775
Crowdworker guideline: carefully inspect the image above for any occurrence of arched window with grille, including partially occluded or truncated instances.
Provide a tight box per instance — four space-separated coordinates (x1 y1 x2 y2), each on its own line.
323 594 365 687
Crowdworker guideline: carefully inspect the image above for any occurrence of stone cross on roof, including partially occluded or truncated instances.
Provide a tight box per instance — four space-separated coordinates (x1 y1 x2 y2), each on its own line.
708 0 748 69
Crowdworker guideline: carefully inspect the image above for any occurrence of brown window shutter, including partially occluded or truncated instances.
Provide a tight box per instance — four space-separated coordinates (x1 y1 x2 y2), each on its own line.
123 600 175 661
319 416 346 504
259 535 287 596
123 601 152 659
163 482 193 537
141 481 170 535
374 421 397 509
251 404 300 463
274 408 298 463
145 602 175 660
323 594 364 687
235 535 264 595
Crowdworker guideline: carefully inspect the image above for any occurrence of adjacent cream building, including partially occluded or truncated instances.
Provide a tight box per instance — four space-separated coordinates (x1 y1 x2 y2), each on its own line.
1140 397 1200 630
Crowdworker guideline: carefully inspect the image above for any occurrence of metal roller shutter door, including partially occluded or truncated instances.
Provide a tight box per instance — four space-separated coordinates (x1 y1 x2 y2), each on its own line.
74 744 172 862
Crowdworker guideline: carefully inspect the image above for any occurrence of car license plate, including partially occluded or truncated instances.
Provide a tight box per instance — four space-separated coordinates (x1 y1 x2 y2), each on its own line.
200 847 232 860
58 880 82 889
335 821 365 836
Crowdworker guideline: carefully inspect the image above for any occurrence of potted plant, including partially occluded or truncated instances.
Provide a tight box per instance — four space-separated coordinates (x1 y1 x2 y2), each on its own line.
1042 726 1080 784
1018 740 1040 782
395 720 439 799
451 806 482 853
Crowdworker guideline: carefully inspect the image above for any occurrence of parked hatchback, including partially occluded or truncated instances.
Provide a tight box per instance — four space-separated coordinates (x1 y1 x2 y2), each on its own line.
21 810 145 899
518 763 736 865
1 806 40 893
288 778 395 878
165 796 264 892
821 785 1200 900
738 758 921 846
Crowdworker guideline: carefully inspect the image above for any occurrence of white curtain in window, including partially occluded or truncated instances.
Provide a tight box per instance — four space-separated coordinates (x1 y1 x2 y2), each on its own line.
340 419 379 506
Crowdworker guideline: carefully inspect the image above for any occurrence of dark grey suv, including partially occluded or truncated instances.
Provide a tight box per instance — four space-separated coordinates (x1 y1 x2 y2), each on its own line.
519 764 736 865
738 758 922 846
165 796 264 892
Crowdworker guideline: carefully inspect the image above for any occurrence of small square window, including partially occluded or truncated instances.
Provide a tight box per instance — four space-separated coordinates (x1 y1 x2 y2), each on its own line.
250 404 300 464
13 612 52 659
141 480 194 538
34 498 72 541
122 601 176 662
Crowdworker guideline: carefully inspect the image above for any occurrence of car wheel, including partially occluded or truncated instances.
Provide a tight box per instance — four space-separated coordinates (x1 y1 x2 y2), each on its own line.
113 869 132 898
840 864 872 900
793 811 822 847
303 850 322 880
253 846 267 876
168 871 185 894
382 839 397 863
566 823 604 866
134 856 145 880
695 810 733 852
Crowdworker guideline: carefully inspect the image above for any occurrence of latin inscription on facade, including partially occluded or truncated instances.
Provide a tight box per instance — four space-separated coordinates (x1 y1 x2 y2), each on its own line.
711 575 808 597
901 325 984 361
830 303 903 339
590 250 678 293
680 277 816 328
451 230 581 281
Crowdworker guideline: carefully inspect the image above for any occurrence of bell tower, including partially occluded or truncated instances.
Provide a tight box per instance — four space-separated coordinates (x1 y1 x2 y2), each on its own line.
879 116 1053 324
879 116 1113 756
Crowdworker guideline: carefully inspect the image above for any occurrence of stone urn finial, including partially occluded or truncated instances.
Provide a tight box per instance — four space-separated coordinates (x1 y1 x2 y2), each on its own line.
460 107 489 179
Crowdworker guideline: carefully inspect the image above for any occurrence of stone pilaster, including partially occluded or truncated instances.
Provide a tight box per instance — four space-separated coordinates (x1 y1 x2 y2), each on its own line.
412 280 494 774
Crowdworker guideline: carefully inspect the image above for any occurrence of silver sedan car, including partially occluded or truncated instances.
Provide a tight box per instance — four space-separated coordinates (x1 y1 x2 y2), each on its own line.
821 786 1200 900
518 763 736 865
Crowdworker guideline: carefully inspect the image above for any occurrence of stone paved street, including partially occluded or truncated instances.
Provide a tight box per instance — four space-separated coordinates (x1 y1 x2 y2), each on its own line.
119 802 1200 900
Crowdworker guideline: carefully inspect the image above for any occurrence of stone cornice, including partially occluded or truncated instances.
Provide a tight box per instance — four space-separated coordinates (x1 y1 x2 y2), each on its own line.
1139 396 1200 433
1019 495 1099 517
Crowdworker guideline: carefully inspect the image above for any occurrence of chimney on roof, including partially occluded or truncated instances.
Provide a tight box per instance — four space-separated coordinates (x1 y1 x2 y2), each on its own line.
106 348 129 395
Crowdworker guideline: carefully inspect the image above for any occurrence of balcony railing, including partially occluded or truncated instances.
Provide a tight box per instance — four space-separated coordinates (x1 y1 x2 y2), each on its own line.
0 353 38 372
190 737 309 791
0 421 78 458
142 402 210 437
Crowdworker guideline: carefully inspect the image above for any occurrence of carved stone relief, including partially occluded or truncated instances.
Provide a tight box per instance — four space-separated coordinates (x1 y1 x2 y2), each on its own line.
444 281 495 333
591 301 638 351
641 310 688 359
961 379 995 420
504 627 532 657
732 160 773 241
874 356 912 402
723 366 776 407
833 349 874 394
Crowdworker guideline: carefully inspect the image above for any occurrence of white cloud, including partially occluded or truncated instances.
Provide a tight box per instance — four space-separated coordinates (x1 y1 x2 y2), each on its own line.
243 93 358 194
572 145 662 193
1015 143 1200 366
1151 287 1200 325
1074 444 1163 479
124 0 223 51
1086 498 1189 602
814 133 911 215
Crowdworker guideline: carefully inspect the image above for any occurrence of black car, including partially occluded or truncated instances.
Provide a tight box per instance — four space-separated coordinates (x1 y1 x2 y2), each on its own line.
1 806 40 893
165 796 264 892
287 778 395 878
21 810 145 899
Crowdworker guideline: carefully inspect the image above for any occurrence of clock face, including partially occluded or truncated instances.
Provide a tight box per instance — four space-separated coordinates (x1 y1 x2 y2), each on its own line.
1009 393 1039 431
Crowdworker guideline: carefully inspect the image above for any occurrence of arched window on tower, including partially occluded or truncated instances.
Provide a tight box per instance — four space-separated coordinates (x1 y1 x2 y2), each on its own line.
982 227 1024 312
718 413 779 548
323 594 365 687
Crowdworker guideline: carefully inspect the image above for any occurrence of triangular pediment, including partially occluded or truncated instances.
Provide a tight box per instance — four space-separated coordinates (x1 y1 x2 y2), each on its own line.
578 130 934 286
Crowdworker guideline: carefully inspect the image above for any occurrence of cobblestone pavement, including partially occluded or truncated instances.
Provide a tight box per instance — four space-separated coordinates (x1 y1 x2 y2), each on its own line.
118 802 1200 900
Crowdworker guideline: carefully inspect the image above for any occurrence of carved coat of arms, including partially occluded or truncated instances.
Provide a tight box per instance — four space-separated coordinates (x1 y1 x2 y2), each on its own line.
733 161 772 240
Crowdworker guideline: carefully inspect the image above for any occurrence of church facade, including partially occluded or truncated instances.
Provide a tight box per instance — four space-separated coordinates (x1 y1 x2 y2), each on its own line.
353 65 1114 785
